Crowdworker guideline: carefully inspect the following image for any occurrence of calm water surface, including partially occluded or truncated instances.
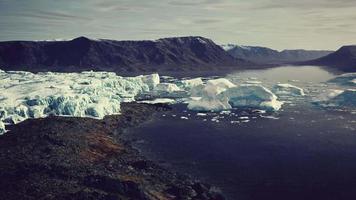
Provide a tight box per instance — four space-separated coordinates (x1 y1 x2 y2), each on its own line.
125 66 356 200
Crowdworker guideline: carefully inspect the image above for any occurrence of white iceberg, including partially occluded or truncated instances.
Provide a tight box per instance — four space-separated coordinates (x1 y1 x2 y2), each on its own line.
219 85 283 111
138 98 176 104
155 83 182 93
190 78 235 97
272 83 305 96
0 121 5 135
139 73 160 89
180 78 204 89
152 83 188 98
187 78 282 112
187 81 233 111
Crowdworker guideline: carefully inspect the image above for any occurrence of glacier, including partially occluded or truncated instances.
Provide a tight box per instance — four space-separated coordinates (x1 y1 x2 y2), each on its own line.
0 70 159 134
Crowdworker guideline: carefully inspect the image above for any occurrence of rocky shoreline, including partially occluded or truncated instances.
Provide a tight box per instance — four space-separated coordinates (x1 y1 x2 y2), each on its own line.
0 103 225 200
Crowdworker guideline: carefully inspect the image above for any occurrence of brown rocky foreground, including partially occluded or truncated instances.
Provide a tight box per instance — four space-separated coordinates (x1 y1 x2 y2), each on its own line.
0 103 225 200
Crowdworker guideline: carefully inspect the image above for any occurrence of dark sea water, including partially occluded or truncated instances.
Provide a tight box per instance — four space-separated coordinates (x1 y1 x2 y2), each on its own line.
124 66 356 200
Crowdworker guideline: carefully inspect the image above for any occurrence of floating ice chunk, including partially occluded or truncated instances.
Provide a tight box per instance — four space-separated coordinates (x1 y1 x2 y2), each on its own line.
188 98 231 112
206 78 236 90
220 110 231 115
155 83 182 93
272 83 305 96
152 83 187 98
196 113 207 116
0 121 5 135
328 73 356 86
180 78 204 89
187 82 232 111
138 98 175 104
219 85 283 111
190 78 235 97
140 73 160 89
180 116 189 120
190 84 206 97
188 80 282 112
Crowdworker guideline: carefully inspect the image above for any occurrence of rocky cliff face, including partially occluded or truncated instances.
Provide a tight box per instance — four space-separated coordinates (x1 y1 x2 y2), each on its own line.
0 36 249 72
302 45 356 72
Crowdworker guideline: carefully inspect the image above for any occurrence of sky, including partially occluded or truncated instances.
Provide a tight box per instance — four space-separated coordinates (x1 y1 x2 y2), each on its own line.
1 0 356 50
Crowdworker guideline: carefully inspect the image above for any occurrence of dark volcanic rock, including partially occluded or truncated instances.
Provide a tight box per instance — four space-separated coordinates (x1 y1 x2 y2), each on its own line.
0 36 250 73
301 45 356 72
0 103 224 200
222 44 333 64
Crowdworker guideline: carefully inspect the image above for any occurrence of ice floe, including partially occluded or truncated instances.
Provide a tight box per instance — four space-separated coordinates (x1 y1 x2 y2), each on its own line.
138 98 176 104
272 83 305 96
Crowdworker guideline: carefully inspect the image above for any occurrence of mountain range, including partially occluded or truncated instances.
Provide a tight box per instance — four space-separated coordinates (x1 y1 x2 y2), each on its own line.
0 36 249 73
0 36 355 72
301 45 356 72
221 44 334 64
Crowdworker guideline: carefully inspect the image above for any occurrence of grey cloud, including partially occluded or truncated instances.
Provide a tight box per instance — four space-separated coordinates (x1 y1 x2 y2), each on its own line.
193 19 222 24
254 0 356 10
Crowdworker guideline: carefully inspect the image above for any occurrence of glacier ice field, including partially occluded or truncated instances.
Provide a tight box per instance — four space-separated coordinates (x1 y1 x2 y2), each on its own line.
0 69 355 134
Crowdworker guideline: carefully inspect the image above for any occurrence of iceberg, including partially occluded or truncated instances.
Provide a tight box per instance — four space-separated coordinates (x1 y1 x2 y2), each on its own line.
155 83 182 93
187 97 231 112
187 80 233 111
139 73 160 89
272 83 305 96
190 78 235 97
180 78 204 89
152 83 188 98
328 73 356 86
219 85 283 111
187 78 282 112
138 98 176 104
0 121 5 135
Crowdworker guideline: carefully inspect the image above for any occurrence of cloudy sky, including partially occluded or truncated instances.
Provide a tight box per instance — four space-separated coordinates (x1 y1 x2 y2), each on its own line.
1 0 355 50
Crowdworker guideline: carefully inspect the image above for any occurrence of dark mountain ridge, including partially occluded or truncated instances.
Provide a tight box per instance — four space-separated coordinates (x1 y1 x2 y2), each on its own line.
222 44 333 64
0 36 250 73
301 45 356 72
